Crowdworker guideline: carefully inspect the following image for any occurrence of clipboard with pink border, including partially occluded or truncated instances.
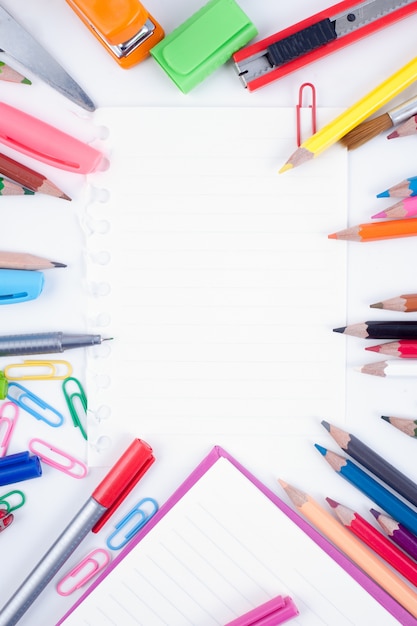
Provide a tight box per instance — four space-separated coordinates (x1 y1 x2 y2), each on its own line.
58 446 416 625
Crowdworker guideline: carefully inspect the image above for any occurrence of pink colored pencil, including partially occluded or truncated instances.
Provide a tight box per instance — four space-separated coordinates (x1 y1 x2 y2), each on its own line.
388 114 417 139
328 499 417 588
372 196 417 219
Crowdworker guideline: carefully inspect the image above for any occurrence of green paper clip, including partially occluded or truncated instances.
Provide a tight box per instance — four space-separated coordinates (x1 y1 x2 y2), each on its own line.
150 0 257 93
62 377 88 440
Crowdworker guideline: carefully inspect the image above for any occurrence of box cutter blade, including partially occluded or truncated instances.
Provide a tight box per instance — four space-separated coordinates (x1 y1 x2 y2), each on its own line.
0 5 95 111
234 0 417 90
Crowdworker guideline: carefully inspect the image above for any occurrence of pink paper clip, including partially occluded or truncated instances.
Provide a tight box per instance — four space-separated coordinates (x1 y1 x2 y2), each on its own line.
0 402 19 457
28 438 88 479
296 82 317 147
56 549 110 596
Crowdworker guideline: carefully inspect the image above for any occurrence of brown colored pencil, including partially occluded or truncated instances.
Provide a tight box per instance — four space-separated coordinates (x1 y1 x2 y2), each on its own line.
0 152 70 201
0 177 33 196
0 251 66 270
370 294 417 312
328 218 417 241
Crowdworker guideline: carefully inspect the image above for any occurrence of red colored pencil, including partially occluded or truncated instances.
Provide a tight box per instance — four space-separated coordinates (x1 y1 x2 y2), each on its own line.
366 340 417 358
327 498 417 587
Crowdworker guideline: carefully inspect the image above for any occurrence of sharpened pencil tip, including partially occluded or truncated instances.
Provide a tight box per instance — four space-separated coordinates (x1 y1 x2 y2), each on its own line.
364 345 379 352
370 508 380 519
387 130 399 139
278 163 293 174
333 327 346 334
371 211 386 219
321 420 330 431
314 443 327 456
380 415 390 423
52 261 67 268
328 233 337 239
377 190 389 198
325 497 339 508
370 302 383 309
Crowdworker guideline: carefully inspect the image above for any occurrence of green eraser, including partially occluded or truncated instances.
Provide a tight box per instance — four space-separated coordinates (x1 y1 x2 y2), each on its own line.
150 0 257 93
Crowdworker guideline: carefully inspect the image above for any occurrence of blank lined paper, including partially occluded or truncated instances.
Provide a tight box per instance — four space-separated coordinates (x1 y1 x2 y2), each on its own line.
59 452 401 625
85 107 348 465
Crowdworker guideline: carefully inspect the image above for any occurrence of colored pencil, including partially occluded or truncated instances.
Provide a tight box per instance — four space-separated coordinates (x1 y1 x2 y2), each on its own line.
0 152 70 201
381 415 417 438
279 55 417 173
340 94 417 151
377 176 417 198
0 177 33 196
328 218 417 241
372 197 417 219
371 509 417 562
370 294 417 313
359 359 417 378
388 114 417 139
321 421 417 508
279 480 417 619
333 321 417 339
315 445 417 537
366 340 417 357
0 252 66 270
327 499 417 588
0 61 31 85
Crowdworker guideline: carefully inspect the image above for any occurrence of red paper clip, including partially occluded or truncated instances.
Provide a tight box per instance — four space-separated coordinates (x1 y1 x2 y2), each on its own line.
56 549 110 595
0 508 13 532
296 83 317 147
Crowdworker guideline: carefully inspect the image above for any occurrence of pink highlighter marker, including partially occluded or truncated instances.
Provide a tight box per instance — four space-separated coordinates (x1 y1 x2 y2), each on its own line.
0 102 108 174
225 594 299 626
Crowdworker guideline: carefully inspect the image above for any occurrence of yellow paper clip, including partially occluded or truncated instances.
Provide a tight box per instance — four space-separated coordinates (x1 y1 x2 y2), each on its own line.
62 377 87 440
4 360 73 381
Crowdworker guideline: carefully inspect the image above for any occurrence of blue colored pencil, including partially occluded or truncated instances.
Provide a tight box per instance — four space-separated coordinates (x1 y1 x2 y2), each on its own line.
377 176 417 198
315 445 417 537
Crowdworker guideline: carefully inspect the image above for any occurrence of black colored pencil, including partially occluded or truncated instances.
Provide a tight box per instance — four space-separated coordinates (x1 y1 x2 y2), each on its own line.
333 321 417 339
321 421 417 508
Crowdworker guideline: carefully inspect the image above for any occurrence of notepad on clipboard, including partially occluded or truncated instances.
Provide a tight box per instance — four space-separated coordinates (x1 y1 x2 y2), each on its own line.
58 446 415 625
84 106 348 466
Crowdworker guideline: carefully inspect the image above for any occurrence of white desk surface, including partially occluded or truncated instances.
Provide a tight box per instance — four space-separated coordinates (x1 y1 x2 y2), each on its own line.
1 2 417 625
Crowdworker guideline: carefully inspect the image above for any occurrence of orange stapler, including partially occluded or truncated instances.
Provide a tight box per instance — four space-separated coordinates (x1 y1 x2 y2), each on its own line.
66 0 164 68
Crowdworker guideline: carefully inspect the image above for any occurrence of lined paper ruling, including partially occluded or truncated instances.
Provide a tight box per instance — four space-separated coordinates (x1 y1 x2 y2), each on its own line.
85 107 348 465
59 448 410 625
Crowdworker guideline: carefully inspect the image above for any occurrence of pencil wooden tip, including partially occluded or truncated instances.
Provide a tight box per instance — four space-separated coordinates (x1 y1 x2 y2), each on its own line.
359 361 387 377
339 113 392 150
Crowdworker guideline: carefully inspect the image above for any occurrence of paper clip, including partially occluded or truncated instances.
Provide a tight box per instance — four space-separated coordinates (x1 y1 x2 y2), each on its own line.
296 82 317 147
0 372 8 399
56 548 110 596
4 360 73 381
7 382 64 427
106 497 159 550
28 438 88 479
62 377 87 440
0 489 25 513
0 401 19 457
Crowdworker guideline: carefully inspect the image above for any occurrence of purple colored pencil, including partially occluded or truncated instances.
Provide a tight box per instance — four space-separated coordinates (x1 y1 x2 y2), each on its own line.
371 509 417 562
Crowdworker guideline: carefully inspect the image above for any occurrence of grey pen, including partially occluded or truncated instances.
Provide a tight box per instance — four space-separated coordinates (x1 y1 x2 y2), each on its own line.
0 438 155 626
0 332 112 356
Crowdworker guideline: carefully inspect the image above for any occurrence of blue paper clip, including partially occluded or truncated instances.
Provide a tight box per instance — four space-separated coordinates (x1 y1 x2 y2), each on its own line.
62 377 87 439
106 497 158 550
6 382 64 427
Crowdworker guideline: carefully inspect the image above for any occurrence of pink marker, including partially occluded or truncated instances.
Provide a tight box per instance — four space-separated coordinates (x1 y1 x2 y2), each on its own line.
372 196 417 219
225 594 299 626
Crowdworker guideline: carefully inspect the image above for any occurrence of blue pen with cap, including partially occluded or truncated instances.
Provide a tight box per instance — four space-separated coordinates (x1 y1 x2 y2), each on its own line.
0 269 44 304
0 451 42 486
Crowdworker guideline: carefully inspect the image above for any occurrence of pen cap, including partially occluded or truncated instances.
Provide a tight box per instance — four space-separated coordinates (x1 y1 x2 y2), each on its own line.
0 372 8 399
0 269 44 304
92 438 155 532
0 450 42 486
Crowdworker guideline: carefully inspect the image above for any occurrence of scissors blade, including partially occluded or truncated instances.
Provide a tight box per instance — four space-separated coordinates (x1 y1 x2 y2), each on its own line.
0 6 95 111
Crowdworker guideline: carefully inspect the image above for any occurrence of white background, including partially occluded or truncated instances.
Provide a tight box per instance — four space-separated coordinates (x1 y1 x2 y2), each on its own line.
1 1 417 625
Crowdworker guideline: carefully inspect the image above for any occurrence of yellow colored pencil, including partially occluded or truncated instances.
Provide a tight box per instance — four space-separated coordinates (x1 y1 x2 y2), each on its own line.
280 55 417 173
279 480 417 619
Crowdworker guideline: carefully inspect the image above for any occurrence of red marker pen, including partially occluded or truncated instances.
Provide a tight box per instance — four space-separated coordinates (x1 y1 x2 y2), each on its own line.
0 438 155 626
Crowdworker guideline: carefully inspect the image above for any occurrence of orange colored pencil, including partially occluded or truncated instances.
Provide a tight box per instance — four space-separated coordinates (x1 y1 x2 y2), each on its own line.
370 294 417 312
329 218 417 241
279 480 417 619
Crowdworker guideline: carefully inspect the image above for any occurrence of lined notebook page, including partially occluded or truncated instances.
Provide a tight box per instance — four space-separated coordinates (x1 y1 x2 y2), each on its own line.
59 454 396 625
85 107 347 465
